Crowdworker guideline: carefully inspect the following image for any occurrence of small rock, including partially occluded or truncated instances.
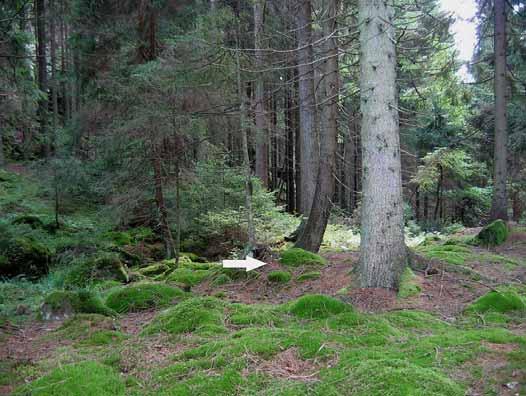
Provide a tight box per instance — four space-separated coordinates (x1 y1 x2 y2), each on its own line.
504 382 519 390
15 304 30 315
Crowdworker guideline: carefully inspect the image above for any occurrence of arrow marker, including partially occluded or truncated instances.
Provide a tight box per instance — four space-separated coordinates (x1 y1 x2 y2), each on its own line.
222 256 266 272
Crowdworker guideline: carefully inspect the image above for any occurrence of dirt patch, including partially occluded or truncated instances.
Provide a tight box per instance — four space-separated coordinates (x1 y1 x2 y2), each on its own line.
119 309 159 335
244 347 332 383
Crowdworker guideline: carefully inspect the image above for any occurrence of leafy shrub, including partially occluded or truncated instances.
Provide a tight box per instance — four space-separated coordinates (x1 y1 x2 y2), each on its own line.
41 290 115 319
105 283 184 313
13 361 125 396
267 271 291 283
467 290 526 313
476 219 509 246
280 248 326 267
289 294 349 319
144 296 225 335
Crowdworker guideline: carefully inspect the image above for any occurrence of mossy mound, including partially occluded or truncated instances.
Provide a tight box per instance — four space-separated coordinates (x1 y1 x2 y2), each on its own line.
137 262 171 277
105 283 185 313
54 314 116 340
338 359 464 396
297 271 321 282
78 330 126 346
40 290 115 320
63 253 129 288
0 236 51 278
398 267 421 298
144 296 225 335
289 294 349 319
280 248 326 267
165 268 214 288
267 270 292 283
467 290 526 313
416 244 472 265
476 219 509 246
13 361 125 396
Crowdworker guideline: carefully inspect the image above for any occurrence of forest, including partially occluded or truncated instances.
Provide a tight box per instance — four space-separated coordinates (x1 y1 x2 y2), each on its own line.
0 0 525 394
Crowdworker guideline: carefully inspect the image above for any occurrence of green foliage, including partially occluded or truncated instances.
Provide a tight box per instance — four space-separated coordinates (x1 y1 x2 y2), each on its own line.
289 294 350 319
296 271 321 282
211 273 231 286
144 296 225 335
41 290 115 318
61 253 129 288
13 361 125 396
267 270 291 283
467 290 526 313
415 243 473 265
476 220 509 246
280 248 326 267
54 314 117 340
137 262 171 277
398 267 422 298
105 283 185 313
78 330 126 346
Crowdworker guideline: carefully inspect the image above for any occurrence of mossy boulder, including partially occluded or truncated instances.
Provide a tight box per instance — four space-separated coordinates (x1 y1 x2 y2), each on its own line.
40 290 115 320
279 248 326 267
63 253 129 288
0 236 51 278
267 271 292 283
476 220 509 246
11 214 45 229
398 267 421 298
105 283 185 313
467 290 526 313
144 296 225 335
289 294 349 319
165 268 213 289
14 361 125 396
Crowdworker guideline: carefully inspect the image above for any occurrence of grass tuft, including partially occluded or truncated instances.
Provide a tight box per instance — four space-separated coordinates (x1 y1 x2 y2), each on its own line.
267 270 292 283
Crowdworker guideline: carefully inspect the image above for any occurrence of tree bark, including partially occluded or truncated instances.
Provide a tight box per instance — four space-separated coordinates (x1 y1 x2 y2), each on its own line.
254 0 269 187
35 0 49 156
50 0 58 148
152 151 175 259
358 0 407 289
295 0 339 252
490 0 509 221
295 0 319 214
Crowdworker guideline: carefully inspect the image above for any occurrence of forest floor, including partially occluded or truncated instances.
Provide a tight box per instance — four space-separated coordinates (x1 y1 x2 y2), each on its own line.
1 227 526 395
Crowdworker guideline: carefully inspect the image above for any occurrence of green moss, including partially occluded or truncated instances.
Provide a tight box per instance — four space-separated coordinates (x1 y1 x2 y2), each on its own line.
228 303 282 326
63 253 129 288
165 268 213 288
467 290 526 313
11 214 45 228
0 236 51 278
289 294 349 319
476 219 509 246
144 296 225 335
137 262 171 277
105 283 185 313
416 244 473 265
279 248 326 267
267 270 291 283
78 330 126 346
296 271 321 282
54 313 116 340
41 290 115 319
13 361 125 396
398 267 421 298
104 231 133 246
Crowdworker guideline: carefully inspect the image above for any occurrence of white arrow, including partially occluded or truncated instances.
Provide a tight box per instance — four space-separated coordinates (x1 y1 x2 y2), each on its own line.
222 256 267 272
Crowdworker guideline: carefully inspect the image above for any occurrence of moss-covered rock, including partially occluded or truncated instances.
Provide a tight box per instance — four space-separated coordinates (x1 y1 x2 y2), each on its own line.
40 290 115 320
267 271 292 283
105 283 185 313
13 361 125 396
143 296 225 335
54 314 116 340
296 271 321 282
137 262 170 277
0 236 51 278
289 294 349 319
11 214 45 228
398 267 421 298
467 290 526 313
280 248 326 267
63 253 129 288
476 219 509 246
165 268 213 288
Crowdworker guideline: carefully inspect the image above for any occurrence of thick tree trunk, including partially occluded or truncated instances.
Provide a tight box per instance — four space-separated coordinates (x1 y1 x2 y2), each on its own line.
295 0 339 252
35 0 49 156
490 0 509 221
254 0 269 187
358 0 407 289
50 0 58 148
295 0 319 214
